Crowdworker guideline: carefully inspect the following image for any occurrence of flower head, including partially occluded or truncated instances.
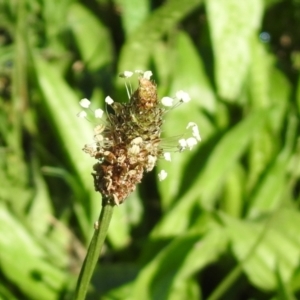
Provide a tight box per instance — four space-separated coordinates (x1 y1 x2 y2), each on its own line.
79 71 200 205
187 122 201 141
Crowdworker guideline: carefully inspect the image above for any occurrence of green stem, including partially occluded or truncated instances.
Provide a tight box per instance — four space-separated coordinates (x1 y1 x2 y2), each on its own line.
74 201 114 300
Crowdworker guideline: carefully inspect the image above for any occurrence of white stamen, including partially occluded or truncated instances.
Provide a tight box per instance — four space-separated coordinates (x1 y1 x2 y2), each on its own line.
158 170 168 181
94 108 104 118
187 122 201 141
77 111 87 118
178 138 187 150
163 152 171 161
119 71 134 78
105 96 114 105
161 97 174 107
124 71 133 78
143 71 153 80
176 90 191 103
79 98 91 108
186 137 198 150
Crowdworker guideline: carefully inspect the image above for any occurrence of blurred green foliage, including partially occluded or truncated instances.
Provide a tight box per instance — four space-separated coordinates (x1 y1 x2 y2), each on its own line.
0 0 300 299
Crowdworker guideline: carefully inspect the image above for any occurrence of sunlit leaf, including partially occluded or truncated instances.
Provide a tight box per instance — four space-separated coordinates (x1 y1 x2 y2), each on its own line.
206 0 263 100
157 31 215 209
114 0 149 36
68 3 114 71
153 108 271 237
118 0 202 72
0 204 69 300
131 224 226 299
221 209 300 291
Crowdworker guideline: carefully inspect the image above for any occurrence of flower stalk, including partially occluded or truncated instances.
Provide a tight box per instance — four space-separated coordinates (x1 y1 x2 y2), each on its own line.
74 199 113 300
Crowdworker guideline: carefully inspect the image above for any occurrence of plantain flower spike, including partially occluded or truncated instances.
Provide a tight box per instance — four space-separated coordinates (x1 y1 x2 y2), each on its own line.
78 71 200 205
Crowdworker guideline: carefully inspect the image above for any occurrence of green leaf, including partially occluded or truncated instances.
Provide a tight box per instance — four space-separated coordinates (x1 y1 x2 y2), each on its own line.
246 151 291 218
114 0 150 36
276 269 297 300
247 39 290 192
68 3 114 71
168 278 202 300
0 204 69 300
205 0 263 100
27 156 54 236
131 225 227 300
221 164 245 218
33 57 97 236
118 0 202 72
170 31 217 113
296 71 300 116
221 209 300 291
157 31 215 209
153 108 271 238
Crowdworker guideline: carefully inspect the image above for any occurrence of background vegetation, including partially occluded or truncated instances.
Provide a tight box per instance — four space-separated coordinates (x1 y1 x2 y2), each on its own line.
0 0 300 299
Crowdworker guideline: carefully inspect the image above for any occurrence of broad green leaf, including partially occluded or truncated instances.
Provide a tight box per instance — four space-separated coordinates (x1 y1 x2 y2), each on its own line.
33 57 97 236
68 3 114 71
27 156 54 236
296 72 300 116
0 204 69 300
118 0 202 72
169 278 201 300
152 40 173 90
247 39 290 191
170 32 216 113
41 0 74 44
247 127 275 192
0 284 19 300
246 151 291 218
189 109 272 208
131 225 227 300
221 209 300 291
114 0 149 36
152 108 271 238
290 264 300 294
102 281 134 300
157 31 215 209
0 140 32 217
221 163 245 218
205 0 263 100
275 269 297 300
248 37 274 109
246 115 297 218
268 68 290 134
92 263 138 297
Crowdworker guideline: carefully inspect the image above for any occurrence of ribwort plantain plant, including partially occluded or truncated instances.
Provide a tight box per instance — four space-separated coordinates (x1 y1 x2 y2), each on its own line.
74 70 200 300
